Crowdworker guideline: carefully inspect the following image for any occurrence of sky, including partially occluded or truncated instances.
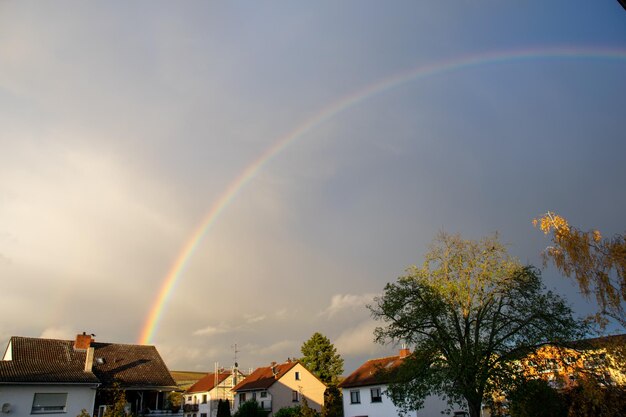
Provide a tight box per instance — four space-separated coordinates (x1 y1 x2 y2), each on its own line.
1 1 625 374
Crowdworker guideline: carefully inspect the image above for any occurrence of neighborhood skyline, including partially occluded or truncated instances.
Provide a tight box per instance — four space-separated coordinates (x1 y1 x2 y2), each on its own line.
1 1 626 373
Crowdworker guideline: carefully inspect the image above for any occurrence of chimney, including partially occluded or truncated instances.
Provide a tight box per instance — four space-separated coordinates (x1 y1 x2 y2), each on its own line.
74 332 93 350
399 345 410 359
84 347 95 372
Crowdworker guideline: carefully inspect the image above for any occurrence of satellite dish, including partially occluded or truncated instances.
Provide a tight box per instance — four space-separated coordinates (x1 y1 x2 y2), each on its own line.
2 403 11 413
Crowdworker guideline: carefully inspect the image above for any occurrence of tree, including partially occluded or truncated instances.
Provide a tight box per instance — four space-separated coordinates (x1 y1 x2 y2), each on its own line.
166 392 182 413
321 385 343 417
216 399 232 417
298 397 320 417
101 383 130 417
369 232 583 417
274 406 301 417
232 401 267 417
507 378 567 417
300 333 344 384
533 211 626 328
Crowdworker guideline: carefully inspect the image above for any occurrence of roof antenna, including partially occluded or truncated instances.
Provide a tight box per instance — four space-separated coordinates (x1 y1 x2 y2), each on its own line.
232 343 240 368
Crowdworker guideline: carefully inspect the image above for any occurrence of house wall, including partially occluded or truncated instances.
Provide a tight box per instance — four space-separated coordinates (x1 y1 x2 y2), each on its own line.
341 385 467 417
0 384 97 417
268 364 325 414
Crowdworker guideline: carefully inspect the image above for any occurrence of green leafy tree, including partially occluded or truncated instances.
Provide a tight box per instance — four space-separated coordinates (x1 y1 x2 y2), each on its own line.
321 385 343 417
232 400 267 417
533 211 626 328
562 377 626 417
369 232 584 417
101 384 129 417
507 378 567 417
166 392 182 412
300 333 344 384
76 410 92 417
274 405 301 417
217 399 232 417
298 397 320 417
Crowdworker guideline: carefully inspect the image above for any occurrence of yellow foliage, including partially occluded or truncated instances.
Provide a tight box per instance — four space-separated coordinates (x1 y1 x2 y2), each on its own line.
533 211 570 239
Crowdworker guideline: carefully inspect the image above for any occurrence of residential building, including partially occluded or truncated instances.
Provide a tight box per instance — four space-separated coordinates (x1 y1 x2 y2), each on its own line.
0 333 178 417
232 360 326 416
521 333 626 388
184 368 246 417
339 348 468 417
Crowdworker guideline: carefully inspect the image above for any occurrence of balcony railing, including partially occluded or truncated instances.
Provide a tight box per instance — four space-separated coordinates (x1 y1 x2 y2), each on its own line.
183 404 199 412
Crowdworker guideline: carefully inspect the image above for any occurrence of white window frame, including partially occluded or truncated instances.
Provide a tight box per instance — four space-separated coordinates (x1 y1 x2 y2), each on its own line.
31 393 68 414
292 390 299 402
370 387 382 403
350 390 360 404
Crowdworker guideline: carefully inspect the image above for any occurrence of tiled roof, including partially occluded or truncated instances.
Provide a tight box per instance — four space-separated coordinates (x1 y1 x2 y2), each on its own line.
232 361 298 392
569 333 626 350
91 342 176 388
0 336 176 389
338 355 404 389
0 336 99 384
187 372 232 393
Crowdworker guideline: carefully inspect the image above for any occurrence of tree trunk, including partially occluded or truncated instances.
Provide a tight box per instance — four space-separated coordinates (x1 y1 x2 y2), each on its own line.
467 400 482 417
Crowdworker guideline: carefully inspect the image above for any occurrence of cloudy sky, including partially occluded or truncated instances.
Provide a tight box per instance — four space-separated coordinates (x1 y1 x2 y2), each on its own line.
1 1 625 374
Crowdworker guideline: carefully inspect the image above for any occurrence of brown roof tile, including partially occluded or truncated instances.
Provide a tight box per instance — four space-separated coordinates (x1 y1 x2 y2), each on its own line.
0 336 99 384
0 336 176 389
187 372 232 393
232 361 298 392
338 355 404 389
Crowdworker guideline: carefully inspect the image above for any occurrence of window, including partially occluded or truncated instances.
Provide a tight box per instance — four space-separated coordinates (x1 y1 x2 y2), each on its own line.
201 414 207 417
295 371 300 380
202 394 207 404
292 391 299 402
239 393 246 403
252 392 257 401
187 396 192 402
350 390 360 404
32 393 68 414
260 391 267 398
370 387 382 403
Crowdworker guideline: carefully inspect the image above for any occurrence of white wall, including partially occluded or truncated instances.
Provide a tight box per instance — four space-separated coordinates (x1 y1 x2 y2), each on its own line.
342 385 467 417
0 384 97 417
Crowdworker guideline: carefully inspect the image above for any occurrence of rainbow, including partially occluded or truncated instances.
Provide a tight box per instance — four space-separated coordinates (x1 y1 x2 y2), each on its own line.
138 46 626 345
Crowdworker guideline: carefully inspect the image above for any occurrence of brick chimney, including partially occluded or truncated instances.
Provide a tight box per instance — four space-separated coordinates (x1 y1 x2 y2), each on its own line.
399 347 411 359
74 332 93 350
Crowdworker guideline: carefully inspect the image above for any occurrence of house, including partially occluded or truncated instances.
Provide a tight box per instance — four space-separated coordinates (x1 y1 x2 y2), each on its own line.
339 348 468 417
232 360 326 416
0 334 100 417
0 333 179 417
184 368 246 417
521 333 626 388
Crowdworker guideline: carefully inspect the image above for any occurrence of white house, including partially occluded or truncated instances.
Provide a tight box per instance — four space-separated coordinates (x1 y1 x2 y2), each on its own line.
339 348 468 417
0 335 100 417
184 369 246 417
232 360 326 416
0 333 179 417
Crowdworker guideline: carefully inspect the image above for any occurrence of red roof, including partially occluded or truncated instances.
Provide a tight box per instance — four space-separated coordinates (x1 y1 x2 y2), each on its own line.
338 355 405 388
232 361 298 392
187 372 232 393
